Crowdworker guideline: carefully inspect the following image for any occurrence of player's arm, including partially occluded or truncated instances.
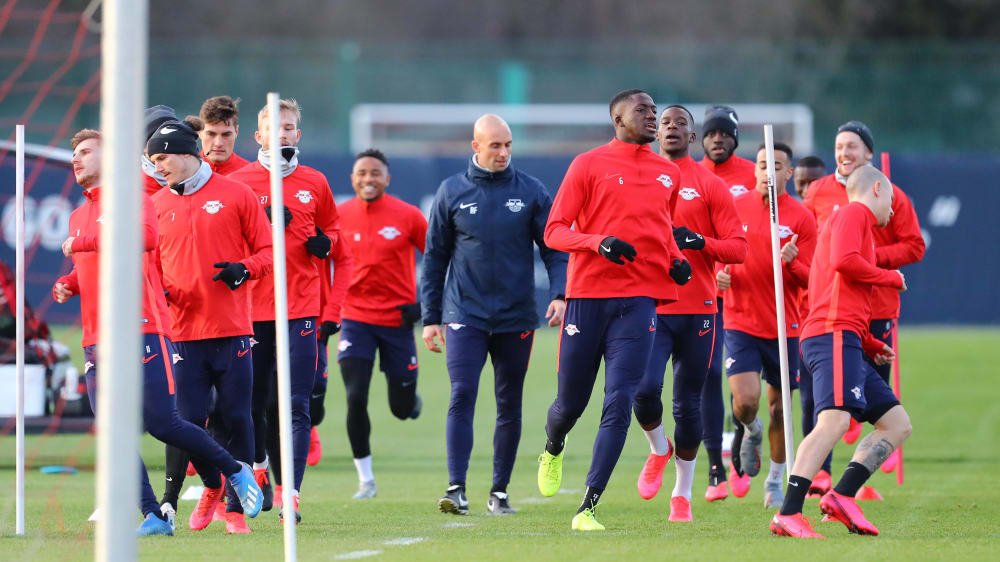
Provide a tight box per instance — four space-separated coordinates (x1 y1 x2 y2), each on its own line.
66 200 158 255
876 187 925 268
237 187 275 280
861 328 895 365
325 230 353 325
52 267 79 303
830 209 904 288
701 178 748 265
543 155 606 253
410 205 428 254
532 182 568 301
420 183 455 327
782 212 817 289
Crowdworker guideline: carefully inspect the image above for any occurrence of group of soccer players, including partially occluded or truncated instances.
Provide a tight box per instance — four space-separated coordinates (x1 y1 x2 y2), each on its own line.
55 87 923 540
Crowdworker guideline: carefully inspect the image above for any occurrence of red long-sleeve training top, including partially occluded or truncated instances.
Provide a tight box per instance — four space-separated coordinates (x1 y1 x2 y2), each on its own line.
316 230 354 326
658 155 747 315
804 174 924 319
152 173 273 341
723 190 817 339
202 151 250 176
229 162 343 322
56 187 172 347
700 154 757 198
544 138 685 304
801 202 904 343
338 193 427 327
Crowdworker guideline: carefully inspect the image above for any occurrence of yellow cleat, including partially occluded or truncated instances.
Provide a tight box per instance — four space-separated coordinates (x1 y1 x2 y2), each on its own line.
537 450 563 497
571 507 605 531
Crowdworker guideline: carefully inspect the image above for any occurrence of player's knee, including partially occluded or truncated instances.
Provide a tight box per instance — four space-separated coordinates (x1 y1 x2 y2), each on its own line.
633 397 662 427
732 396 757 420
768 401 784 426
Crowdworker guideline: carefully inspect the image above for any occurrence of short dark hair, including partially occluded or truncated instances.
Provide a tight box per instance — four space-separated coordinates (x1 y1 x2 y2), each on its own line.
758 142 793 161
71 128 100 150
663 104 694 125
609 89 649 117
795 155 826 170
356 148 388 168
200 96 240 126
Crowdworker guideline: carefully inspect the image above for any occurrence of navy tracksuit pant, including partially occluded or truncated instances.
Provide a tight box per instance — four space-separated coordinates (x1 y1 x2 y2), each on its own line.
84 333 242 517
445 324 533 489
633 313 716 451
545 297 656 490
700 298 725 453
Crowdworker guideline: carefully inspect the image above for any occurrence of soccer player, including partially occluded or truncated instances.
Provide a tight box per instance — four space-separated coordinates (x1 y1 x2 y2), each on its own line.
422 114 567 516
699 104 758 498
537 89 691 531
148 119 273 534
54 128 262 536
229 98 350 523
336 148 427 499
142 105 177 195
793 156 826 200
632 104 746 521
198 95 250 175
770 165 912 539
716 142 817 509
802 121 924 493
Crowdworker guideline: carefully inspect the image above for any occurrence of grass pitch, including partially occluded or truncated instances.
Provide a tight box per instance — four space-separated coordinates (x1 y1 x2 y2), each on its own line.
1 326 997 561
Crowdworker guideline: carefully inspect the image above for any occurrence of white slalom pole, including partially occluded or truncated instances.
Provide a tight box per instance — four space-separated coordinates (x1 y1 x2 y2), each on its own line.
95 1 146 560
763 124 795 478
14 124 25 536
267 92 297 562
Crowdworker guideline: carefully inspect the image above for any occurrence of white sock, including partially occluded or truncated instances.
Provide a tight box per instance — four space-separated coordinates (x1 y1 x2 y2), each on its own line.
354 455 374 483
743 417 763 436
253 456 268 471
671 456 697 501
766 460 786 483
643 423 671 456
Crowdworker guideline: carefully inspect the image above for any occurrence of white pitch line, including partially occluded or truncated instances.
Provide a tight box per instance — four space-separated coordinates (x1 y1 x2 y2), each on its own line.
443 521 476 528
555 488 580 495
384 537 426 546
517 497 551 504
335 550 383 560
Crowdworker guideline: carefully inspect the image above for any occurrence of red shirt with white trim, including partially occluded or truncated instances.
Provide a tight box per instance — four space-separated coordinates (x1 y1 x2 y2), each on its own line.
152 173 273 341
338 193 428 327
202 151 250 176
723 190 817 339
658 155 747 314
545 138 684 304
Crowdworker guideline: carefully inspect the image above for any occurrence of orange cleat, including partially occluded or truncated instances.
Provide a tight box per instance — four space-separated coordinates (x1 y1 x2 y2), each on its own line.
770 512 825 538
729 464 751 498
212 499 226 522
808 469 832 497
273 484 283 508
880 449 900 474
855 486 884 501
705 481 728 502
224 511 251 534
307 426 323 466
843 418 862 445
668 496 692 522
188 486 224 531
186 461 197 477
819 490 879 535
279 492 301 525
637 442 673 500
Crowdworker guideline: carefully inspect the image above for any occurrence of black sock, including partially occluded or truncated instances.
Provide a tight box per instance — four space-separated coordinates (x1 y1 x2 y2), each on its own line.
833 462 873 497
707 448 725 482
490 484 506 495
577 486 603 513
779 475 811 515
731 424 745 476
545 438 564 456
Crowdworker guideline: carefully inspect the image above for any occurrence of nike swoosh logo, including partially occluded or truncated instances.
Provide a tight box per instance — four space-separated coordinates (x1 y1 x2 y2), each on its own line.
407 363 418 371
685 237 697 243
166 476 173 482
649 325 656 332
233 277 245 286
601 245 612 253
401 379 415 386
698 328 711 336
882 332 890 339
604 173 622 180
301 329 315 337
520 331 532 339
237 349 251 358
789 481 799 487
459 202 476 209
141 353 159 364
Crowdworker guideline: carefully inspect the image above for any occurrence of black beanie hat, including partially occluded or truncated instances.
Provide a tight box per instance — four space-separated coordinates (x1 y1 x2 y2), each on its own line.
836 120 874 153
702 105 739 147
144 105 178 144
146 120 200 158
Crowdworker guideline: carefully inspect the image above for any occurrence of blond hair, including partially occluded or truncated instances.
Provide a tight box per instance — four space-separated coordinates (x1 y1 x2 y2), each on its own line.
70 128 100 150
257 98 301 130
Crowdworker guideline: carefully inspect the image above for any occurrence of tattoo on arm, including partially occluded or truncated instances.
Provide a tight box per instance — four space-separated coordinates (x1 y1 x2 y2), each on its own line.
855 434 896 472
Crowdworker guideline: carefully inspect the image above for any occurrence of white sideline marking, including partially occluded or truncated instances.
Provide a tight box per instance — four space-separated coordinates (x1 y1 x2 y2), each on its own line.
384 537 426 546
335 550 382 560
443 521 476 528
181 485 204 501
518 497 550 504
555 488 580 495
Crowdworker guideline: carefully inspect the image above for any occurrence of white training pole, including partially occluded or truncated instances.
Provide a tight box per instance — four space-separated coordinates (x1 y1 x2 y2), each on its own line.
267 92 297 562
763 124 796 477
95 1 146 560
14 124 25 536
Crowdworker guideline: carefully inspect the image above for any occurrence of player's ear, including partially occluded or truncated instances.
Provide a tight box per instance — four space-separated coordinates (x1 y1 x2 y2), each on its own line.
471 139 479 153
384 172 391 185
873 180 882 198
254 130 262 145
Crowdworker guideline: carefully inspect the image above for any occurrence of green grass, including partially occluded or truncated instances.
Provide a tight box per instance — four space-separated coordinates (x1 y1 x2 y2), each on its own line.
1 326 997 560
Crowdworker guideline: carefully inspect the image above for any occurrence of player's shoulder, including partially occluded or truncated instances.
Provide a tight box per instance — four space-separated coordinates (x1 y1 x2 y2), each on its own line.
227 160 265 182
293 164 329 183
209 173 257 201
731 154 757 169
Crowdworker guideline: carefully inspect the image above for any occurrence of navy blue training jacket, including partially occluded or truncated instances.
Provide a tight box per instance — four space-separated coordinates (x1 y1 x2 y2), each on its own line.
421 158 567 333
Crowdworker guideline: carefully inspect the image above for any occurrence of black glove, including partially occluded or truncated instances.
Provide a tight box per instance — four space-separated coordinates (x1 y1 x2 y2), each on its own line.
673 226 705 251
212 262 249 290
598 236 636 265
669 258 692 286
396 302 422 327
318 321 340 345
305 226 331 259
265 205 293 229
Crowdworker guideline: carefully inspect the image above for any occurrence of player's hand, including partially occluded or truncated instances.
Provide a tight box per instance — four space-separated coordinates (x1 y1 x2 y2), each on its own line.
781 234 799 263
896 270 907 292
422 324 444 353
673 226 705 251
396 302 422 327
265 204 293 229
61 237 75 256
318 321 340 345
212 262 250 290
52 282 72 303
598 236 636 265
873 343 896 366
305 227 332 258
669 258 692 285
716 265 732 291
545 298 566 327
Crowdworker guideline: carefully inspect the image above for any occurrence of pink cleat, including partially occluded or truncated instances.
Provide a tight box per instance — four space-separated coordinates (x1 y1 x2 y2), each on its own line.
705 481 728 502
637 441 673 500
820 490 879 535
668 496 692 522
729 464 751 498
770 512 825 538
880 449 900 473
808 469 832 498
843 418 863 445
